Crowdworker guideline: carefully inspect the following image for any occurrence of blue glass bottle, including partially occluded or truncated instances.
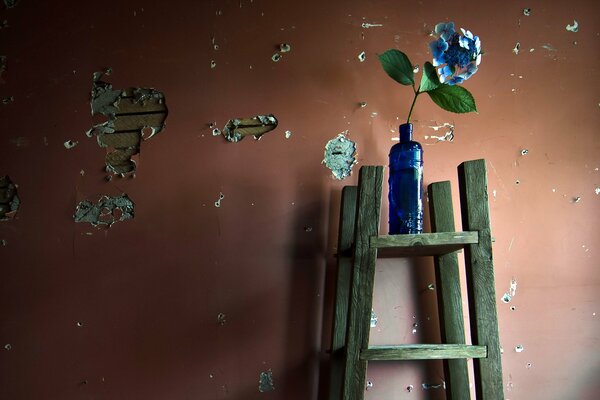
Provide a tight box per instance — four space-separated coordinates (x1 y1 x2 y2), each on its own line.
389 123 423 234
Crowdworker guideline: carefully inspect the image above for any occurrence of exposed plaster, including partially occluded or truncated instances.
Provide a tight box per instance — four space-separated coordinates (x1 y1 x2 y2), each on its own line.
73 194 134 227
323 132 357 180
258 370 275 392
566 20 579 33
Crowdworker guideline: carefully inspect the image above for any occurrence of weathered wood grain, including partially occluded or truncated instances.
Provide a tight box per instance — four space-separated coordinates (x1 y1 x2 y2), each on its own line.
329 186 358 400
343 166 383 400
371 231 478 257
458 159 504 400
361 344 487 361
429 181 471 400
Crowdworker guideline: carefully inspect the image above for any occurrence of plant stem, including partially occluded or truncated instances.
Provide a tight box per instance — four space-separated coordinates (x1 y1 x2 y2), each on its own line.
407 90 420 124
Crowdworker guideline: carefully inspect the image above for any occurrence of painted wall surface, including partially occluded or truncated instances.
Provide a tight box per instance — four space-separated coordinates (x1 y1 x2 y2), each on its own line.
1 1 599 399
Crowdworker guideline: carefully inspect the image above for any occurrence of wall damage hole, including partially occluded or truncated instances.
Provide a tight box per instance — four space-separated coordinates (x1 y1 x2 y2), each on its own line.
73 194 134 227
572 196 581 203
526 362 533 369
566 20 579 32
86 69 168 176
217 313 226 325
2 96 14 105
407 384 414 392
323 132 357 180
502 278 518 303
515 344 524 353
366 381 374 390
0 176 20 221
214 192 224 208
4 343 11 350
359 101 367 108
222 114 278 142
594 187 600 195
520 149 529 156
1 239 7 246
271 53 281 62
258 369 275 392
279 43 291 53
358 51 366 62
523 8 531 16
361 22 383 28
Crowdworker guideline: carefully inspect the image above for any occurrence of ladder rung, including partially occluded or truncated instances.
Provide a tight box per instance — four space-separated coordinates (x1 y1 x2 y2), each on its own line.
360 344 487 361
370 232 479 256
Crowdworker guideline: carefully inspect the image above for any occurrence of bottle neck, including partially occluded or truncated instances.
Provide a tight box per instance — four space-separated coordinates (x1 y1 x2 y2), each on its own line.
399 123 413 143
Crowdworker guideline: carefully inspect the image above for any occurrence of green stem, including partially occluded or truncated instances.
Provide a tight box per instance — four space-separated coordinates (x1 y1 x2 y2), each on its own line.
406 90 420 124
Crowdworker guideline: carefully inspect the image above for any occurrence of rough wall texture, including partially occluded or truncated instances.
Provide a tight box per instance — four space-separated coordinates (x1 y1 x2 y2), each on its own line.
0 1 599 399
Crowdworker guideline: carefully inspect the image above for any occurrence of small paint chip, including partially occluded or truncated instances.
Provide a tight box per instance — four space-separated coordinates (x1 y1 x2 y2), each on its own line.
258 370 275 392
515 344 524 353
279 43 291 53
217 313 226 325
215 192 224 208
284 130 292 139
594 187 600 195
358 51 366 62
271 53 281 62
573 196 582 203
370 310 378 327
523 8 531 16
359 101 367 108
2 96 14 105
566 20 579 33
520 149 529 156
526 362 533 369
361 22 383 28
210 60 217 69
0 176 20 221
4 343 11 350
513 42 520 55
427 283 435 291
502 293 512 303
64 140 78 149
406 385 414 392
212 128 221 136
366 381 374 390
413 64 420 73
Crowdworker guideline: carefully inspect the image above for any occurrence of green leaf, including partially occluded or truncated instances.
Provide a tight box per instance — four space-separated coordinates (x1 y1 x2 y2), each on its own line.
378 49 414 86
419 62 441 92
427 84 477 113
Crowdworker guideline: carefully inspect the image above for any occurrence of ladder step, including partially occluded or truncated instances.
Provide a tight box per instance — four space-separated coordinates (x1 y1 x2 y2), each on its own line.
370 232 478 256
360 344 487 361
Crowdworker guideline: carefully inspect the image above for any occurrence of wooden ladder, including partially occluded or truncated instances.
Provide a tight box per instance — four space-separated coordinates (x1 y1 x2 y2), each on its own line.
329 159 504 400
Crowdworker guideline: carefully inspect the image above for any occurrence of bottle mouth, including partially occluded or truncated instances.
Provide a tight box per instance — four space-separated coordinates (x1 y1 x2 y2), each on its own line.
399 123 413 142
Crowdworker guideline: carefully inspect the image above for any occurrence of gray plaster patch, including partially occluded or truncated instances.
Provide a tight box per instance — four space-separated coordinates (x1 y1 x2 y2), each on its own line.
258 369 275 392
74 194 134 227
323 133 357 180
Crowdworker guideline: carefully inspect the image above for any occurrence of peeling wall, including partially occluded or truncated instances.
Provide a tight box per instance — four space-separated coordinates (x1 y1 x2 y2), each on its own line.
0 1 599 400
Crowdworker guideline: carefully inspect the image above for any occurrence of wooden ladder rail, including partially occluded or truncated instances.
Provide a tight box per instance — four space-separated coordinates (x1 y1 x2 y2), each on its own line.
329 159 504 400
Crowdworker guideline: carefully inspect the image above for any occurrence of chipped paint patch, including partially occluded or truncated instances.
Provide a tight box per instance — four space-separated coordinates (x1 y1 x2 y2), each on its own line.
358 51 366 62
0 176 20 221
370 310 378 328
73 194 134 227
361 22 383 28
523 8 531 16
323 133 357 180
2 96 14 105
515 344 524 353
279 43 291 53
502 278 518 303
258 370 275 392
222 115 278 142
513 42 520 55
566 20 579 32
422 381 445 390
284 130 292 139
217 313 226 325
64 140 78 149
86 69 168 176
424 122 454 142
594 187 600 195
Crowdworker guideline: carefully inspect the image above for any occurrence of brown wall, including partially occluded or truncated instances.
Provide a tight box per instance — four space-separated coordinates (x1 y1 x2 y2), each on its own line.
1 1 599 399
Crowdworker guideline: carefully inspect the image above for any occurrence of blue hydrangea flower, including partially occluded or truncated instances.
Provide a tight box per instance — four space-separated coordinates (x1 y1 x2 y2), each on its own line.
429 22 482 85
434 22 455 41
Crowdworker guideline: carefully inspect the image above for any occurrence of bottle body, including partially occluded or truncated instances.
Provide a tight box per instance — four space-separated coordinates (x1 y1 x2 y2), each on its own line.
388 123 423 234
